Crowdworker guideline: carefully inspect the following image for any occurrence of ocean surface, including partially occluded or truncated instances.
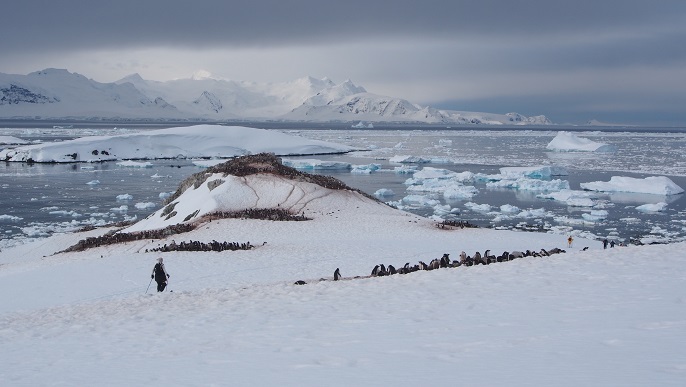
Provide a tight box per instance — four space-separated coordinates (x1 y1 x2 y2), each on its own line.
1 123 686 249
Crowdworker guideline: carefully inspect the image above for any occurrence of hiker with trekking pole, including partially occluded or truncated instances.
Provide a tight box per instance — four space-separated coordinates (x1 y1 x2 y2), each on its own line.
150 257 170 292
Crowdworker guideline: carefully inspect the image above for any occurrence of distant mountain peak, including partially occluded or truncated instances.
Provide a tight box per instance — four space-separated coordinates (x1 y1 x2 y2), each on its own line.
118 73 145 83
191 70 221 81
193 91 223 113
0 68 552 124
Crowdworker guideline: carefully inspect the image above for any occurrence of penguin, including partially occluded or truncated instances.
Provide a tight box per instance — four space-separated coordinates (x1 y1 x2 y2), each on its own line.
371 265 380 276
334 268 341 281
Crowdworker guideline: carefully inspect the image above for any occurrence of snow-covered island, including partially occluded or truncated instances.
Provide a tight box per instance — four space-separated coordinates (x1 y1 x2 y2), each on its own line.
1 150 685 385
0 124 354 162
546 131 616 152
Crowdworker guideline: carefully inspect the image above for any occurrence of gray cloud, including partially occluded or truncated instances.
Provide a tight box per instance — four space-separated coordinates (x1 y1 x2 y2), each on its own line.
2 0 686 125
4 1 683 52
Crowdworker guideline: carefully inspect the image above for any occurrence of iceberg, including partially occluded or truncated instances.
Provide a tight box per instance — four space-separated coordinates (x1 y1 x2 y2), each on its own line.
464 202 492 213
389 155 432 164
412 167 474 182
486 178 570 192
636 202 668 213
281 159 351 170
374 188 395 197
499 166 568 179
538 189 596 207
580 176 684 196
582 210 609 222
404 168 479 200
351 121 374 128
546 131 616 152
351 164 381 174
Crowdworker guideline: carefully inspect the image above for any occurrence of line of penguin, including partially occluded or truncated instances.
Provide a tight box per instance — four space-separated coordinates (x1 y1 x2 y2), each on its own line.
294 247 567 285
147 240 260 253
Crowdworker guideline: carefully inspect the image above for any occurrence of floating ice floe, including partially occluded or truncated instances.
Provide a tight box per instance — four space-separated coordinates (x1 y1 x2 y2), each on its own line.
442 185 480 200
500 204 521 214
159 192 173 200
351 164 381 174
411 167 474 182
117 161 153 168
0 214 22 221
516 208 549 218
499 165 568 179
86 180 100 185
116 194 133 201
464 202 492 213
389 155 432 164
374 188 395 197
546 131 616 152
134 202 157 210
405 168 479 200
110 205 128 213
581 210 609 222
281 158 351 170
635 202 668 213
394 165 418 174
486 178 570 192
351 121 374 129
580 176 684 196
538 189 596 207
400 195 441 207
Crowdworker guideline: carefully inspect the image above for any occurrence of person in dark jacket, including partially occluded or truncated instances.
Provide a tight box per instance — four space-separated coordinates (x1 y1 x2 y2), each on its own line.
151 257 170 292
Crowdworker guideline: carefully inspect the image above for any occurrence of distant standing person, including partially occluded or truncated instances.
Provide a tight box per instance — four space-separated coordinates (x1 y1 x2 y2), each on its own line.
603 239 609 249
151 257 170 292
610 240 615 248
567 236 573 248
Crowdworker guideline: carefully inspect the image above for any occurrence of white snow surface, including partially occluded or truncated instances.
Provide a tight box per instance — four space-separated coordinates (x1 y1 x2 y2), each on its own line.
1 165 685 386
0 124 354 162
0 135 29 145
580 176 685 196
547 131 616 152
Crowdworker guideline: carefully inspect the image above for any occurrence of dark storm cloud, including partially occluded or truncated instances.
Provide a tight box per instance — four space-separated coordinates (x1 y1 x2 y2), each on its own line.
3 0 684 53
3 0 686 125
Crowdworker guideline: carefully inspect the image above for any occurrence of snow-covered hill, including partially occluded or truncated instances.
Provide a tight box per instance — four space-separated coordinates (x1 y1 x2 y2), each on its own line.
0 68 552 124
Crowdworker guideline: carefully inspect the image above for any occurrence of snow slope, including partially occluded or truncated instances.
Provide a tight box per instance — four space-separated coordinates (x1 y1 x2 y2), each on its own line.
0 154 684 386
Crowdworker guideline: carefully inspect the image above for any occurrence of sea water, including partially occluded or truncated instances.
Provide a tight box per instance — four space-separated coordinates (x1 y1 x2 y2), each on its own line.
1 125 685 249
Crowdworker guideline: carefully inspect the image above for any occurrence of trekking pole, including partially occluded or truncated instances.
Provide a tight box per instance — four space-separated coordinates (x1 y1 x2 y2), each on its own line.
145 277 153 294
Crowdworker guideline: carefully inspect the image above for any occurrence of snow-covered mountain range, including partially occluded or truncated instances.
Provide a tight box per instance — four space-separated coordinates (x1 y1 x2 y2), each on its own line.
0 68 552 125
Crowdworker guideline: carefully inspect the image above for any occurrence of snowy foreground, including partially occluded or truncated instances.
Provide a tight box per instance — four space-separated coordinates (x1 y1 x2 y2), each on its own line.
1 155 685 386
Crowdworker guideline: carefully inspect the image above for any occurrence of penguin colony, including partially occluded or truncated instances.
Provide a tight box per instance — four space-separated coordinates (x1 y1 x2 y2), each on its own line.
294 247 567 285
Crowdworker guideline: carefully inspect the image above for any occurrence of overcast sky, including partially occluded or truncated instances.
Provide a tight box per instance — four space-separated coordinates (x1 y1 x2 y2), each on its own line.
2 0 685 125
